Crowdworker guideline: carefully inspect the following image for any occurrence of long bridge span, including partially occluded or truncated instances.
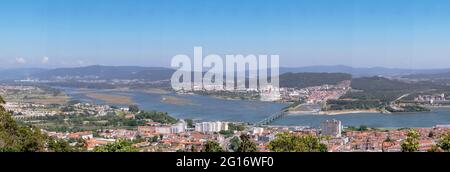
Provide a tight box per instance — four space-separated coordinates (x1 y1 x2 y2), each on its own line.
254 110 288 126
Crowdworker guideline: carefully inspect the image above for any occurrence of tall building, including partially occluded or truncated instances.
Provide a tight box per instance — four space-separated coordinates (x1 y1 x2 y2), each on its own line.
252 127 264 135
320 120 342 137
194 121 229 133
171 120 187 134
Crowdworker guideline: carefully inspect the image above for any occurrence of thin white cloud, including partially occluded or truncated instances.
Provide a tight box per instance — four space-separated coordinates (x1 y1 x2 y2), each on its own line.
41 56 49 64
77 60 85 66
15 57 27 64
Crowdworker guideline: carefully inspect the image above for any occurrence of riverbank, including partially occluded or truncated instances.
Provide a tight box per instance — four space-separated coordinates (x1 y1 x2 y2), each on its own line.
287 111 319 115
143 88 171 94
319 109 380 115
161 95 198 106
85 92 135 105
273 107 450 128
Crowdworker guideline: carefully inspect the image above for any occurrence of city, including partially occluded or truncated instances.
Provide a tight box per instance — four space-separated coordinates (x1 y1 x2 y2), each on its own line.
4 0 450 170
2 82 450 152
2 0 450 167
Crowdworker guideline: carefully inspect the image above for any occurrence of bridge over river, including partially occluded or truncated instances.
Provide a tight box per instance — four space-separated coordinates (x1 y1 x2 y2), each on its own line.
254 110 288 126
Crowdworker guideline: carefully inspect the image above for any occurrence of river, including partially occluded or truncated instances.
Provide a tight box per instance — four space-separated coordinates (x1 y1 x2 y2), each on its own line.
61 88 288 123
61 88 450 128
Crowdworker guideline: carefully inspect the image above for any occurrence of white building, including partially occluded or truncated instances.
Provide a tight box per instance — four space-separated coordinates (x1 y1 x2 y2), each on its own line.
252 127 264 135
195 121 229 133
260 86 281 102
171 120 187 134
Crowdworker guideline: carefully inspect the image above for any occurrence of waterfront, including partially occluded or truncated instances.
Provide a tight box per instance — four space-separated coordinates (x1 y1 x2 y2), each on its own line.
275 108 450 128
62 88 288 123
61 88 450 128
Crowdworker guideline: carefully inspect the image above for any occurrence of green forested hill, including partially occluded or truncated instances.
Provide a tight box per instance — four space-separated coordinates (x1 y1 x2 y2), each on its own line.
342 77 450 102
0 96 77 152
0 97 46 152
325 77 450 112
279 72 352 88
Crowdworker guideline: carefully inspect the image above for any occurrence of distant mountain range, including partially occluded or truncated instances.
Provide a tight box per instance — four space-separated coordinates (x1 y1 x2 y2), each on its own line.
0 68 48 80
0 65 174 81
1 65 450 81
30 65 174 81
402 72 450 80
280 65 450 77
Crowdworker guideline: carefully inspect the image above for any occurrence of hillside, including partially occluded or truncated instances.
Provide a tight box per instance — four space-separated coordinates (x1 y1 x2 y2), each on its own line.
279 72 352 88
2 65 450 82
402 72 450 86
403 72 450 80
280 65 450 77
324 77 450 112
342 76 450 102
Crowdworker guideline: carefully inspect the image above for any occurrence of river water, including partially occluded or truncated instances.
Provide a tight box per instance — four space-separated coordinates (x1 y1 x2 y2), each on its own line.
62 88 288 123
62 88 450 128
274 108 450 128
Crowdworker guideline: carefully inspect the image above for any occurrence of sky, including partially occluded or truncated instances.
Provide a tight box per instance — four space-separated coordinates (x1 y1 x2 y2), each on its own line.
1 0 450 69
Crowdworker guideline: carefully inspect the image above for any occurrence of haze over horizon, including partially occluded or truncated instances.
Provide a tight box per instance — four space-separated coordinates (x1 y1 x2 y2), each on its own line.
1 0 450 69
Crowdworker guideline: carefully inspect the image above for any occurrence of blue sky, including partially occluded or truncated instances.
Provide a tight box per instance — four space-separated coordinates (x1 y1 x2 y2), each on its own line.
1 0 450 69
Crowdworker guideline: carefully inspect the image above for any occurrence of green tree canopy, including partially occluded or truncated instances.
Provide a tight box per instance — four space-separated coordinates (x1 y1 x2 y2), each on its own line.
0 96 5 108
135 111 177 124
0 96 47 152
437 133 450 152
128 104 140 113
401 129 420 152
94 139 138 152
268 133 327 152
237 134 258 152
228 136 241 152
0 96 83 152
427 145 442 152
202 141 224 152
47 137 76 152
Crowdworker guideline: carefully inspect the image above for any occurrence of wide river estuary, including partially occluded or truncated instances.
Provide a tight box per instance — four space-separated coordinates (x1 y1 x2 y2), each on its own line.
62 88 450 128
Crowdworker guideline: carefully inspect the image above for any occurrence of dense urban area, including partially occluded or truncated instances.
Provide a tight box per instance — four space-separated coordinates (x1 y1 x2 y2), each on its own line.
2 65 450 152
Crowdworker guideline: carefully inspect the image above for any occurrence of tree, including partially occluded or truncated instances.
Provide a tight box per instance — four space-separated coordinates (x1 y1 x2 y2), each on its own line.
13 125 46 152
237 134 257 152
0 96 5 111
228 123 246 131
437 133 450 152
427 145 442 152
150 135 159 143
128 104 140 113
384 136 393 143
0 96 79 152
228 136 241 152
401 130 420 152
190 144 199 152
72 138 88 152
94 140 138 152
47 137 75 152
185 119 194 128
1 97 46 152
135 111 177 124
359 125 369 131
268 133 327 152
202 141 224 152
